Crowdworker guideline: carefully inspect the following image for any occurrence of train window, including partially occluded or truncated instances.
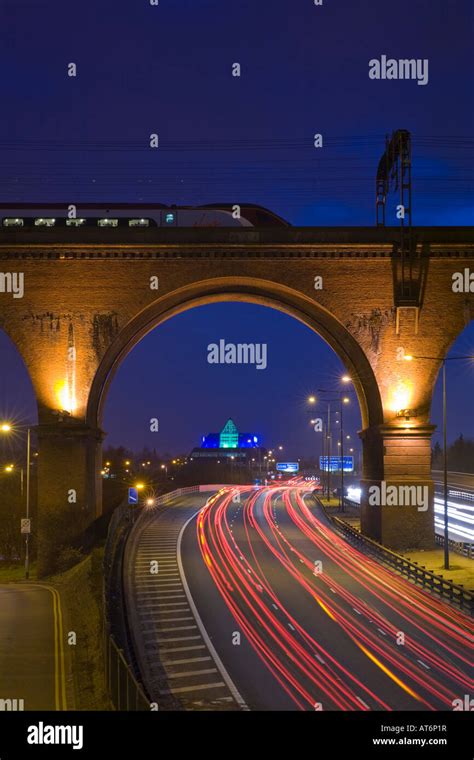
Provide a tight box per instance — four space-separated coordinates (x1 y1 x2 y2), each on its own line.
2 218 24 227
34 218 56 227
97 218 118 227
66 218 87 227
128 218 150 227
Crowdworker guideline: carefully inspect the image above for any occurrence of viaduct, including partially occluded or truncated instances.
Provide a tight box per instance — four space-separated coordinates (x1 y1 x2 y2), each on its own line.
0 224 473 574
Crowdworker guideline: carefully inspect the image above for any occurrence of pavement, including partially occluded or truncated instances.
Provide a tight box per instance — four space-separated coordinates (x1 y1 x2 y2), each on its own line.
0 583 68 711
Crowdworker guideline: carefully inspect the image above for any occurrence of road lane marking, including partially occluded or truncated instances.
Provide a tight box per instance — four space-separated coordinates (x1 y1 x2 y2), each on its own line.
178 510 249 710
37 584 68 711
156 635 202 643
417 659 431 670
168 668 218 679
162 656 212 666
161 644 207 653
159 682 225 695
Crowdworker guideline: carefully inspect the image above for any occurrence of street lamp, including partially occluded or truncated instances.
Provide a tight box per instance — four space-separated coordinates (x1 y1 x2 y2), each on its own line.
309 379 354 508
403 353 474 569
0 423 32 579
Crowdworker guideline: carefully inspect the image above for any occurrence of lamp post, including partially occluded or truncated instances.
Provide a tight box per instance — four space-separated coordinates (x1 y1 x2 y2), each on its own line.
309 380 353 508
25 428 31 579
1 424 31 578
326 402 331 502
403 353 474 570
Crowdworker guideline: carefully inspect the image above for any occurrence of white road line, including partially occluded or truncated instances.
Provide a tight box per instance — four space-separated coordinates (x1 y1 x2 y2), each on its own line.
161 656 212 666
156 635 202 643
177 510 249 710
148 594 186 599
417 659 431 670
161 644 206 653
160 682 225 695
167 668 217 679
145 582 182 587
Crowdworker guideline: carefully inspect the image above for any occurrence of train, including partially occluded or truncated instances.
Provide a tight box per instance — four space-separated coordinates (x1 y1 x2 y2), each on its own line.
0 203 290 229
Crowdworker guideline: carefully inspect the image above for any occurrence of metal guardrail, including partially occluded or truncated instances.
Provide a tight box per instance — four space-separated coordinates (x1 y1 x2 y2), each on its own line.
103 500 151 711
435 533 474 560
103 623 150 711
330 512 473 615
343 497 474 559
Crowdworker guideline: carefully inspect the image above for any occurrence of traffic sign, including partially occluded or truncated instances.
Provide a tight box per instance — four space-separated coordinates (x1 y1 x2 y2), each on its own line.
128 487 139 505
20 518 31 534
276 462 299 473
319 456 354 472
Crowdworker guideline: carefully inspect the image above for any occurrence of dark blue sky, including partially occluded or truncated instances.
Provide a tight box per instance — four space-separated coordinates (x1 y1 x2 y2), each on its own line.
0 0 472 456
0 0 472 224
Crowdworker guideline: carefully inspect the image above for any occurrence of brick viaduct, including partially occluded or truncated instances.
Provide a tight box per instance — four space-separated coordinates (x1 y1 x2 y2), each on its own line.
0 225 473 574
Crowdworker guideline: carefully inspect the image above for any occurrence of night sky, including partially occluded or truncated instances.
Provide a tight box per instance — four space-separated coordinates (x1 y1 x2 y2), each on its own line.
0 0 472 456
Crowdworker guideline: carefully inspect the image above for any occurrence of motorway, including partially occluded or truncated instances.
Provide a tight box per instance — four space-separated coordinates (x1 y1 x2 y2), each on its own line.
130 486 473 711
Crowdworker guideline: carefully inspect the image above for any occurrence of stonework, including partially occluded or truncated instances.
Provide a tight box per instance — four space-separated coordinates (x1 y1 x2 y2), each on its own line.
0 226 472 572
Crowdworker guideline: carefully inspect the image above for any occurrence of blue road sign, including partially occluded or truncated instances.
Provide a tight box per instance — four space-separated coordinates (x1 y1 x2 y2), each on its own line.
276 462 299 473
128 487 139 505
319 456 354 473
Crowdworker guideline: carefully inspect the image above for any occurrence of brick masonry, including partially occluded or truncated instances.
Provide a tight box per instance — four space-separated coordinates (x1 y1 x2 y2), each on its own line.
0 229 472 570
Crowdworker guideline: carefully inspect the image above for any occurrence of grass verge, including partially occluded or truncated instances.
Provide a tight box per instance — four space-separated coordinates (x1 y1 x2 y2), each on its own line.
0 562 37 581
50 547 112 711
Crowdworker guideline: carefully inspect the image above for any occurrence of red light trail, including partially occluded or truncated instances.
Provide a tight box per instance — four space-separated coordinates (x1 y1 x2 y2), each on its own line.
196 486 473 710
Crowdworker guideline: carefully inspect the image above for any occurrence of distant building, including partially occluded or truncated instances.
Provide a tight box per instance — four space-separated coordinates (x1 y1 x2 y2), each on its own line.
190 418 264 462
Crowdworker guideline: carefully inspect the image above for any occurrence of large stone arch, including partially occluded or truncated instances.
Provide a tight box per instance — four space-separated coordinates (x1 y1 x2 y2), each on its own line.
86 277 384 440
